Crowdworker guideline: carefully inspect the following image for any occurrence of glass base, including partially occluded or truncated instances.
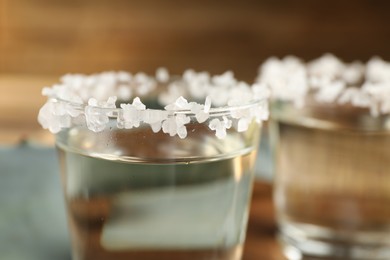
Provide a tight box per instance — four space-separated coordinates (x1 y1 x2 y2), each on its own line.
279 223 390 260
72 245 243 260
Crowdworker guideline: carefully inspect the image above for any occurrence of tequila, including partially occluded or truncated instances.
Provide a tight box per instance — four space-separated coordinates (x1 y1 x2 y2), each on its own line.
57 126 258 260
37 69 267 260
271 102 390 259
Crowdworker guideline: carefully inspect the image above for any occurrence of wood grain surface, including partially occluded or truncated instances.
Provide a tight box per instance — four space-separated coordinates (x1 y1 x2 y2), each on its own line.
0 74 56 144
244 181 284 260
1 0 390 80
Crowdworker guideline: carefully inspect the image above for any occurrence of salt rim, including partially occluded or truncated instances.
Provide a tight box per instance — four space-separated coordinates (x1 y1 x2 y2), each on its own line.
38 69 269 139
257 54 390 116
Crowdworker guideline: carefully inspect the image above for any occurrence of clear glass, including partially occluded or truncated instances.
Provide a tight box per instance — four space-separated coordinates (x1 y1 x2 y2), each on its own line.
270 99 390 260
254 123 273 181
55 99 262 260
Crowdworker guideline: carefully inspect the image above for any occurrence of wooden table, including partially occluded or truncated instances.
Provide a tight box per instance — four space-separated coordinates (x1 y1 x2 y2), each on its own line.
244 181 285 260
0 74 285 260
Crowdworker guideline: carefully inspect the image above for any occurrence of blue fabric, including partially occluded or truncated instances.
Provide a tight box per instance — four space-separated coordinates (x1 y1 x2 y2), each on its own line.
0 144 70 260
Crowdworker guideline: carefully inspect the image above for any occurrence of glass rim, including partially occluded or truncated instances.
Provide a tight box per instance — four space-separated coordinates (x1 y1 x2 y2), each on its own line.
257 54 390 117
50 95 267 117
270 98 390 133
38 69 270 138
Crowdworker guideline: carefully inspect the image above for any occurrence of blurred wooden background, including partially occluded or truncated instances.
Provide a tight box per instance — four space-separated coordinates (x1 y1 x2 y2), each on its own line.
1 0 390 79
0 0 390 143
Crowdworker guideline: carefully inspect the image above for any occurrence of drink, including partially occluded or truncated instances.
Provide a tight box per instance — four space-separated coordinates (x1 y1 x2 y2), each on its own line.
271 101 390 259
56 126 257 260
38 69 268 260
257 54 390 259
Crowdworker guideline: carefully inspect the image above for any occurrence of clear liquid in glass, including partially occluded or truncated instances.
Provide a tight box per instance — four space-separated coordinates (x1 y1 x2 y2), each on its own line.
272 101 390 260
56 125 257 260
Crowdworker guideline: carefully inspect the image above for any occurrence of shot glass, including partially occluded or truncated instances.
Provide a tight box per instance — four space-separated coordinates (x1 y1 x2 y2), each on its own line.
259 55 390 259
38 70 269 260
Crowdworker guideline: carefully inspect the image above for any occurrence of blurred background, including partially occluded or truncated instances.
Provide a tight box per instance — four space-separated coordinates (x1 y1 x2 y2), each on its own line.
1 1 390 259
1 0 390 143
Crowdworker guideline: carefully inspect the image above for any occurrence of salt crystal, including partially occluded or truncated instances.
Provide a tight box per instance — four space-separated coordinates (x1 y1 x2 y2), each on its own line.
175 96 190 109
134 73 156 96
38 102 54 131
307 54 345 80
150 121 163 133
53 102 67 116
223 116 232 129
66 103 81 117
88 98 98 106
204 96 211 112
156 67 170 83
343 61 365 85
189 101 209 123
315 80 345 103
119 108 138 129
134 72 148 83
212 71 235 86
85 106 109 132
162 117 177 137
366 57 390 82
252 83 270 100
183 69 196 82
195 111 209 123
144 109 168 124
231 108 250 120
58 115 71 129
85 76 97 87
339 87 372 108
175 114 190 126
213 123 227 139
165 96 191 110
131 97 146 110
117 85 132 101
176 125 188 139
228 82 252 106
159 82 185 105
118 97 146 129
209 117 232 139
160 113 191 138
254 103 269 122
188 81 209 99
117 71 132 82
209 88 229 107
209 118 220 131
237 118 250 132
189 102 202 114
105 96 117 108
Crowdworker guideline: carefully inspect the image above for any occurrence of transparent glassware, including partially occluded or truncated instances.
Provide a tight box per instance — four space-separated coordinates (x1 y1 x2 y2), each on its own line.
39 71 268 260
270 98 390 260
254 123 273 181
